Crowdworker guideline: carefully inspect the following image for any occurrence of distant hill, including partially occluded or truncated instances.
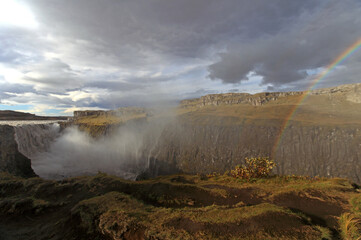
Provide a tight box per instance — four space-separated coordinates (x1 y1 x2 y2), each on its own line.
0 110 68 120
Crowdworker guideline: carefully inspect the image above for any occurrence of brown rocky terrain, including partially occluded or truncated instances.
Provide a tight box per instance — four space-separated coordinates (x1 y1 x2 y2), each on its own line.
0 172 360 239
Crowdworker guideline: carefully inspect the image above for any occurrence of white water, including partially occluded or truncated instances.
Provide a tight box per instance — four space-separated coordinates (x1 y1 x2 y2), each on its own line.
4 120 166 180
14 123 61 159
0 120 65 126
33 126 144 180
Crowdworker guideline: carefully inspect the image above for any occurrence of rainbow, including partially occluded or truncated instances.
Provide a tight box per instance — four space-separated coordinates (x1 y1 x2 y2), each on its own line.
272 37 361 156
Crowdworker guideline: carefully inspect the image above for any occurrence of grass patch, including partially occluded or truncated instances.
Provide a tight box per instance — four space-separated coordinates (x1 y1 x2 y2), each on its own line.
339 212 361 240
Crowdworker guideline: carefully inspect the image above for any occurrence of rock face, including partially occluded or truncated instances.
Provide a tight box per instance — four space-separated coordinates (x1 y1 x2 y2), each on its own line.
0 125 36 178
180 83 361 108
73 107 149 119
73 110 106 118
310 83 361 103
150 121 361 183
180 92 304 108
146 83 361 183
310 82 361 95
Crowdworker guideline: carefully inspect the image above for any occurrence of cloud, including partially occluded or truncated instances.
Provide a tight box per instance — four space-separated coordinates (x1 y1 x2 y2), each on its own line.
21 59 84 92
208 1 361 86
0 0 361 114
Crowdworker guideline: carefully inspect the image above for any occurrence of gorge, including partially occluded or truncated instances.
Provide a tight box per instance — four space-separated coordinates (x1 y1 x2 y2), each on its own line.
1 83 361 239
0 83 360 183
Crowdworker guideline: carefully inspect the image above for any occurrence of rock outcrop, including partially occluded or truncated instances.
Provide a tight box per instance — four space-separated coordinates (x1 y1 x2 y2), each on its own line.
180 92 304 108
180 83 361 108
73 107 150 119
310 83 361 103
0 125 36 178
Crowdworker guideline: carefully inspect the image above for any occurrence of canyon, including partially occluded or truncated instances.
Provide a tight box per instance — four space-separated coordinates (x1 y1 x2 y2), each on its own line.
0 83 361 239
0 83 360 183
63 83 361 183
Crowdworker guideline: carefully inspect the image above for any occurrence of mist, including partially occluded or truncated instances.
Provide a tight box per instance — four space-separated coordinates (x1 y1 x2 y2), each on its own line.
30 117 170 180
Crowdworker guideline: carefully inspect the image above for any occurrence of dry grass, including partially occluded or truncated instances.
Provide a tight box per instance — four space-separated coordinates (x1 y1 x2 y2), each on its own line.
75 112 147 126
339 213 361 240
177 92 361 127
339 194 361 240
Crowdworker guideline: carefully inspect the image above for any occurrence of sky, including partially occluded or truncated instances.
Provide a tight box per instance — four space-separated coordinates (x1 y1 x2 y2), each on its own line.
0 0 361 116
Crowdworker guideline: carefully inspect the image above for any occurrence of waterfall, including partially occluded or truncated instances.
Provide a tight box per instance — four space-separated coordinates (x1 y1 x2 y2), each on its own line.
2 119 170 180
14 123 61 159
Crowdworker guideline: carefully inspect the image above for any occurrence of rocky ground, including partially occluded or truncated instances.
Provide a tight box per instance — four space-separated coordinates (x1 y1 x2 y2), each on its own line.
0 172 360 240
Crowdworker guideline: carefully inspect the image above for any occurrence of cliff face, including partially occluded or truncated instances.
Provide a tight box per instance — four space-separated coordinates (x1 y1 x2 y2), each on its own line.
274 124 361 182
73 107 149 119
149 121 361 183
180 91 303 108
0 125 36 178
180 83 361 108
70 107 150 137
142 83 361 183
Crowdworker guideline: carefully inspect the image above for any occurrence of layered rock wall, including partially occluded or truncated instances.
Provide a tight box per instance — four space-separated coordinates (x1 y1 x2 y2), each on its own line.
73 107 149 119
180 92 304 108
149 121 361 183
180 83 361 108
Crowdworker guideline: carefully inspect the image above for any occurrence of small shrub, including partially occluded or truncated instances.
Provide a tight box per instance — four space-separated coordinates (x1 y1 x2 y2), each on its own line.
206 172 220 178
231 157 275 180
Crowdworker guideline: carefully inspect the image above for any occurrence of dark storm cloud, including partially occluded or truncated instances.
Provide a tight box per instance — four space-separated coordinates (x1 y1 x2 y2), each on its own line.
208 0 361 86
26 0 317 61
26 0 360 89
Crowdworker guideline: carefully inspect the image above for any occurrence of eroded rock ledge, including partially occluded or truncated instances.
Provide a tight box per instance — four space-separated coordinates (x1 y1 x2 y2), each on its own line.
180 83 361 108
73 107 150 119
180 92 303 108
